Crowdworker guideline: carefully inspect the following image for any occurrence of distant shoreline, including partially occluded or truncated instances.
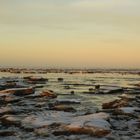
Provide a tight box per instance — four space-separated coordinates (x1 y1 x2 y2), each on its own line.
0 67 140 75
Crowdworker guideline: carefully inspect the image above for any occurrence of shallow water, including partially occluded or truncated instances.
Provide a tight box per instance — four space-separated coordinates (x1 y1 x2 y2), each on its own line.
0 71 140 108
0 71 140 140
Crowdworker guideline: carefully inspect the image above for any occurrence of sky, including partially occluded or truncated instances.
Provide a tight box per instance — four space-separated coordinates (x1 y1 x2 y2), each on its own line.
0 0 140 68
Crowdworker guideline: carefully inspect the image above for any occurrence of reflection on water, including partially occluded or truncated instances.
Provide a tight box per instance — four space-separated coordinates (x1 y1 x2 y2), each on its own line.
0 71 139 108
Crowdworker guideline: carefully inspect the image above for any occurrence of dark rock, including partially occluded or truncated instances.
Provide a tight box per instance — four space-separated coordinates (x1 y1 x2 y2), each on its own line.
51 105 76 112
0 95 21 104
24 76 47 84
0 82 17 90
4 96 18 103
89 88 94 91
131 134 140 139
35 102 46 108
34 85 44 89
101 86 124 94
104 88 124 94
40 90 57 98
114 107 139 117
0 107 14 116
58 78 64 82
0 87 35 96
118 94 130 99
21 112 73 129
71 112 110 121
0 131 16 137
95 85 100 90
136 95 140 99
102 98 130 109
23 76 32 80
53 113 111 137
0 115 21 127
26 76 47 82
128 119 140 131
84 86 124 94
71 91 75 95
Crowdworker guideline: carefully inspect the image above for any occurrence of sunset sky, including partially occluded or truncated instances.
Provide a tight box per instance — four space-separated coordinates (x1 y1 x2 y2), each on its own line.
0 0 140 68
